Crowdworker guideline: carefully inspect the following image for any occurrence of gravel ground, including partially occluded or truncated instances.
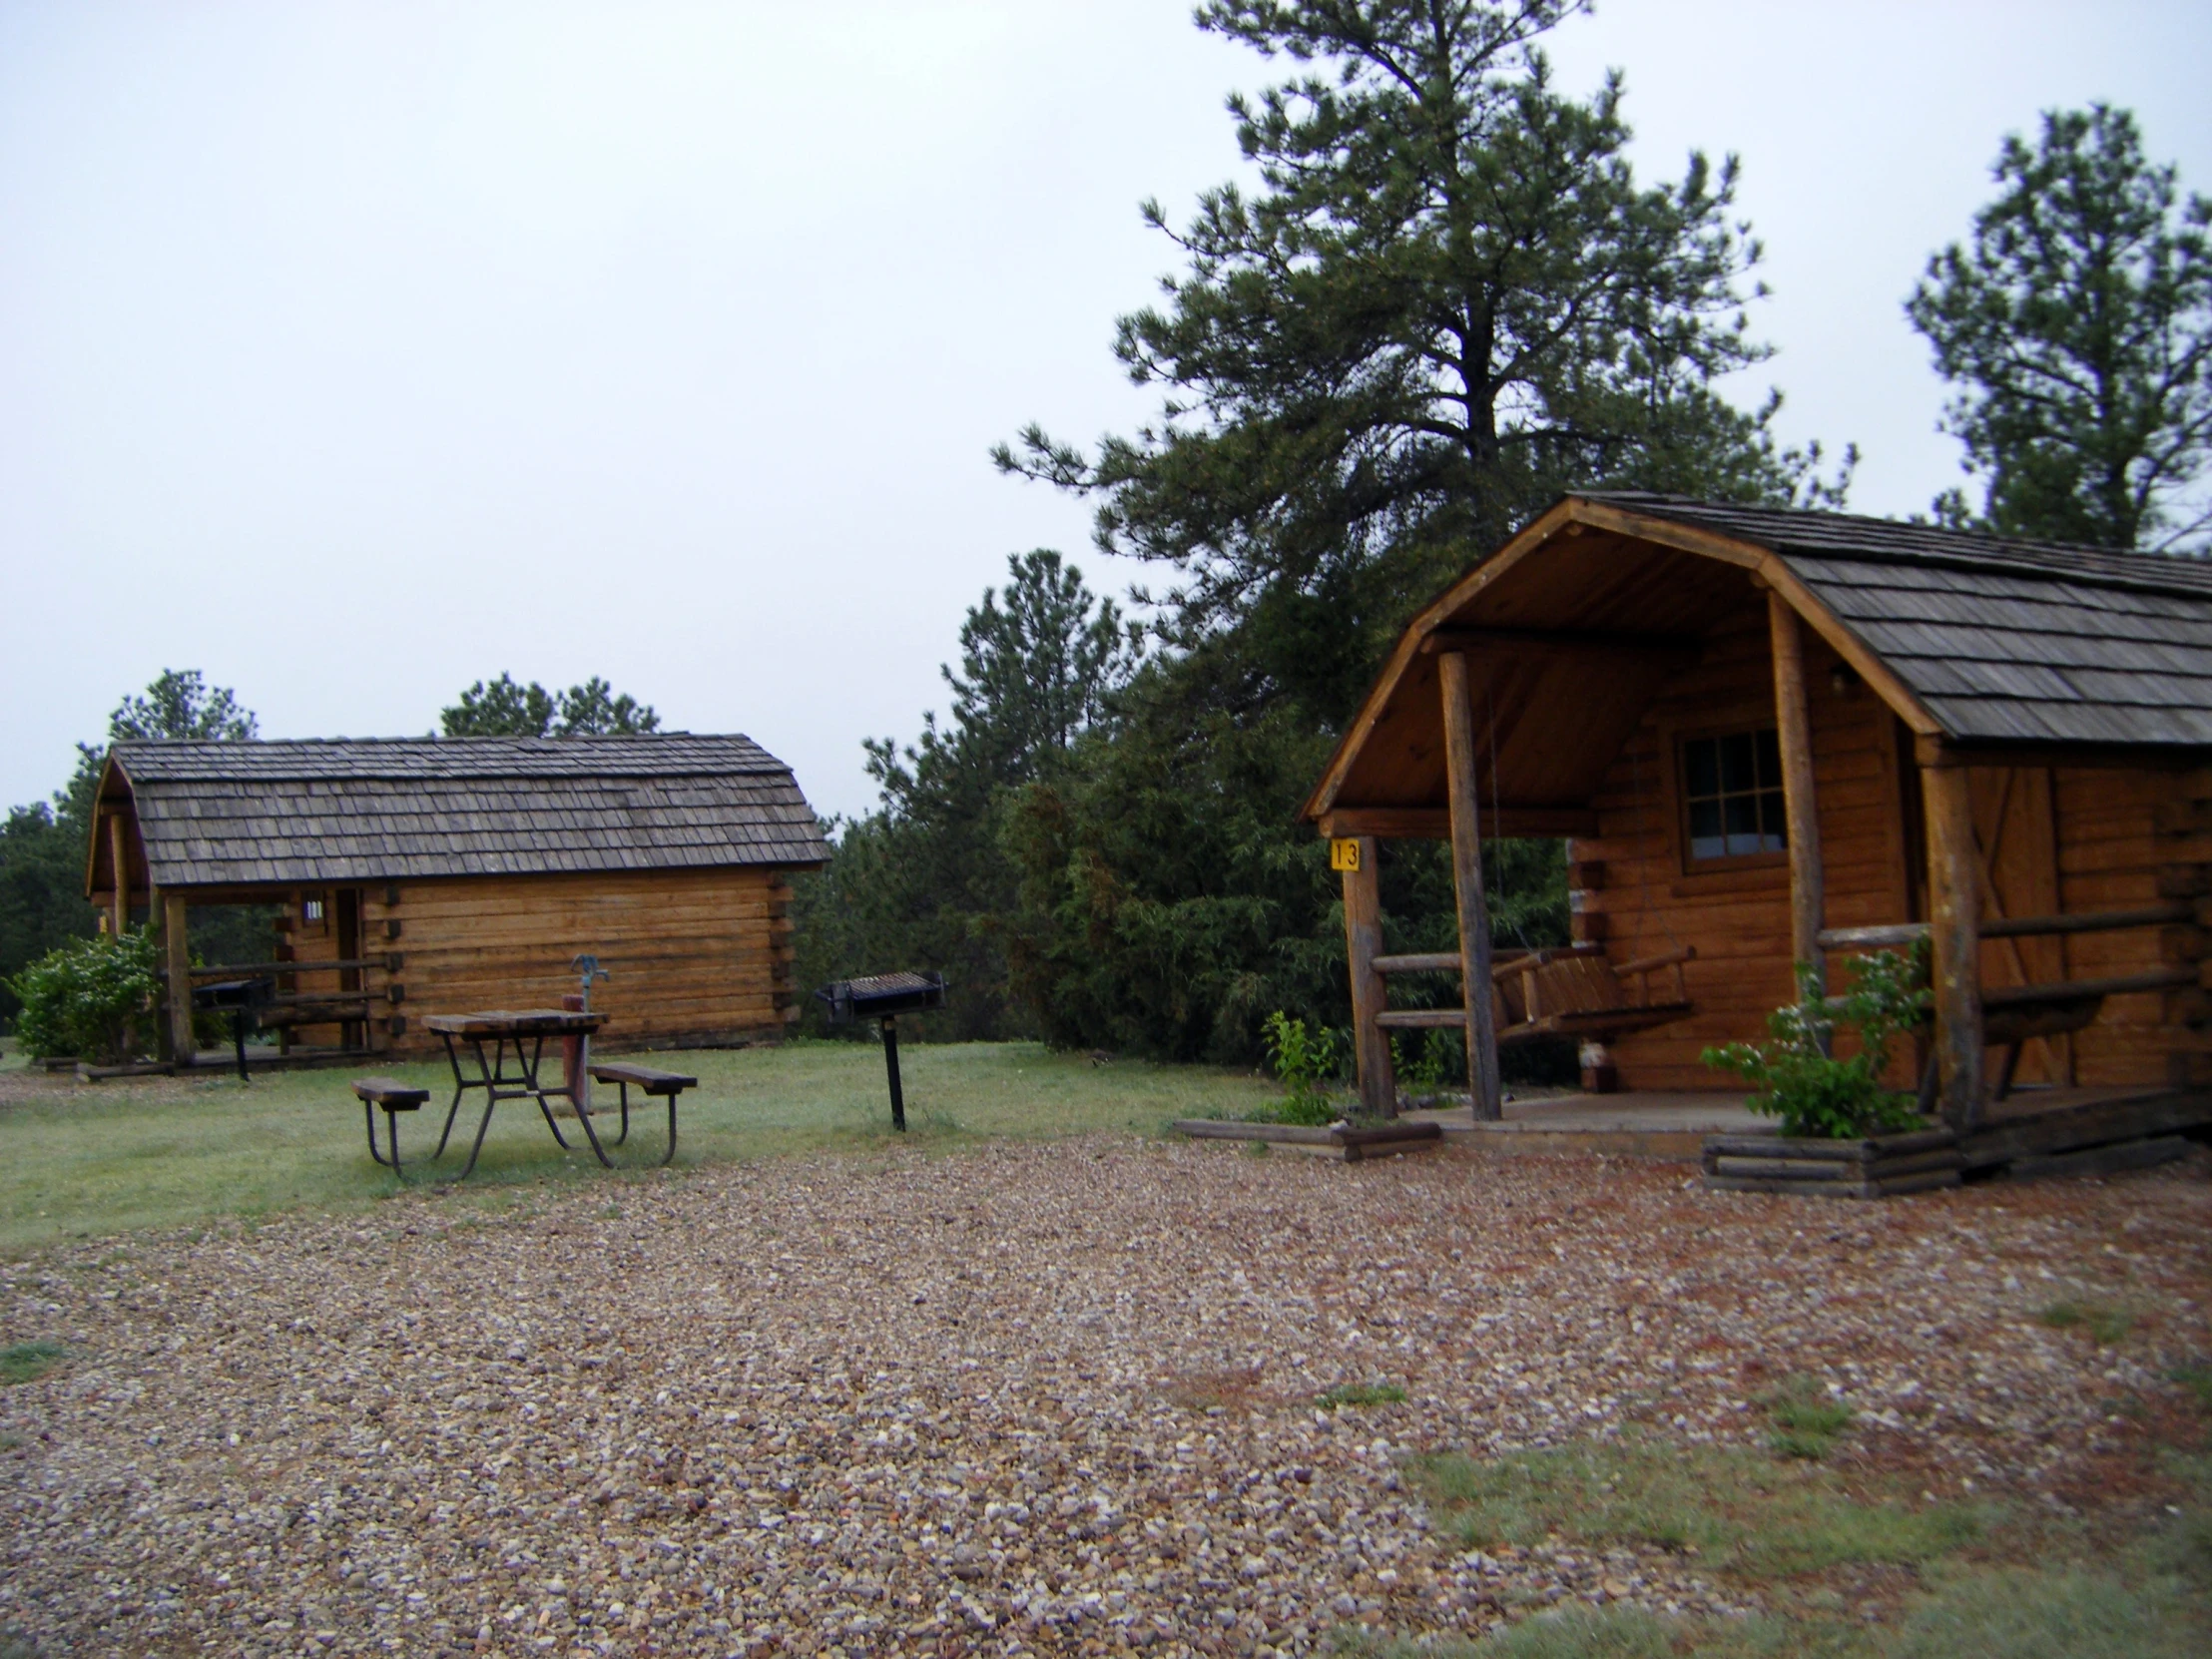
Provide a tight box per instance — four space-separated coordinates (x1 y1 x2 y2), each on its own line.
3 1137 2209 1657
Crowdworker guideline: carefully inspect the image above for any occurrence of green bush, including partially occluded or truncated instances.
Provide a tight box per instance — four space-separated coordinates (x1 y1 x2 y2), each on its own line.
5 928 162 1064
1702 945 1930 1139
1257 1010 1342 1125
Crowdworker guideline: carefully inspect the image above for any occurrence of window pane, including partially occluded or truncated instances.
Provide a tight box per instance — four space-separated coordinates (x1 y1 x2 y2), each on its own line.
1683 737 1719 799
1720 732 1758 794
1688 798 1724 858
1760 788 1789 850
1756 728 1783 790
1723 793 1762 855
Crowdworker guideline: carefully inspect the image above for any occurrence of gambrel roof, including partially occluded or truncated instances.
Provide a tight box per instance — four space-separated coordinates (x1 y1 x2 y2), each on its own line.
1588 494 2212 748
1304 493 2212 832
97 734 830 892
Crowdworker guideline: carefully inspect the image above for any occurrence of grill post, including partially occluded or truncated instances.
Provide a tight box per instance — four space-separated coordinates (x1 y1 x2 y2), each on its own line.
880 1016 905 1131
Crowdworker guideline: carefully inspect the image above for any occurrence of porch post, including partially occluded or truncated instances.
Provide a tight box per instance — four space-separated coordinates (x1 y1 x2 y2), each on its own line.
1921 746 1983 1129
164 890 196 1066
108 813 131 937
1340 835 1396 1118
1769 591 1828 1033
1438 652 1502 1120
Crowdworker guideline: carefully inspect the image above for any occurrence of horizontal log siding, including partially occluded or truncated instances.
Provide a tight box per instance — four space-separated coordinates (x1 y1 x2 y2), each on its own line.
1568 609 1912 1091
366 869 795 1056
2054 768 2185 1087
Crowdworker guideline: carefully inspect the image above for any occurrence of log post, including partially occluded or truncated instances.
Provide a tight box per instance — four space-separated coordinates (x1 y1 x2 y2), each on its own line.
1340 835 1395 1118
1438 652 1502 1120
1769 591 1828 1035
1922 749 1983 1129
164 890 196 1066
108 813 131 938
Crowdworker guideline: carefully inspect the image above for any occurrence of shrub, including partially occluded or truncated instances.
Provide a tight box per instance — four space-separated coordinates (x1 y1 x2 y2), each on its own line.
1258 1010 1341 1125
1701 944 1930 1139
6 928 163 1064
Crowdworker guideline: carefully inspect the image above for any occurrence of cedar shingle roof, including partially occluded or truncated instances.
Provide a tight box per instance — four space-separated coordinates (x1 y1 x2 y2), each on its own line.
1581 493 2212 748
109 735 830 889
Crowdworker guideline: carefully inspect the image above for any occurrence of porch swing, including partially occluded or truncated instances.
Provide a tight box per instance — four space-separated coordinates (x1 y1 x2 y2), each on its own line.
1488 723 1695 1054
1374 689 1699 1068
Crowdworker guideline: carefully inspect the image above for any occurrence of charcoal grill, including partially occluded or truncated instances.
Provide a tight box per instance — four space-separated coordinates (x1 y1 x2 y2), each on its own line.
192 977 274 1082
815 970 946 1130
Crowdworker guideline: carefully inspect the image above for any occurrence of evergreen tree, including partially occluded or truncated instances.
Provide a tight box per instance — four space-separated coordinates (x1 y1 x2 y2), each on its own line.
2 670 265 1023
440 675 660 737
1908 105 2212 551
999 0 1847 720
109 669 260 743
980 0 1831 1060
794 553 1134 1040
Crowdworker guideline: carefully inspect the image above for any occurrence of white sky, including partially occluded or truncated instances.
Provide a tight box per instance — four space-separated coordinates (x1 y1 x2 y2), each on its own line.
3 1 2208 822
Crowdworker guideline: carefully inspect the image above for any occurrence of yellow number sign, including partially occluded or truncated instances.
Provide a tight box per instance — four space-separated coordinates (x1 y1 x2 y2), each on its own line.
1329 837 1361 872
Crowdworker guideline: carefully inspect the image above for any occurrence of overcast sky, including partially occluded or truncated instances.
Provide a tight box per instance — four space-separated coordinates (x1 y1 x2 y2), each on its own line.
3 1 2208 823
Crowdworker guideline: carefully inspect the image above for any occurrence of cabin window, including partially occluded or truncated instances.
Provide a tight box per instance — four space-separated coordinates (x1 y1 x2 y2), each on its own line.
301 896 327 929
1681 729 1788 862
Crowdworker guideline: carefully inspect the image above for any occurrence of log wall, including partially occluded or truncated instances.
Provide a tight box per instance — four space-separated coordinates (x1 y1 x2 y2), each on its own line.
274 868 799 1056
1567 604 2191 1091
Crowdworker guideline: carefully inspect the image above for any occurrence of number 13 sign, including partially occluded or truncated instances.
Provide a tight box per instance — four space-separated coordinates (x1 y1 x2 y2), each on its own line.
1329 837 1362 872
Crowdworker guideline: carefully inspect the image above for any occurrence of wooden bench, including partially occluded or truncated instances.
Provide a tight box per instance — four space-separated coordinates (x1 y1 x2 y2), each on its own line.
352 1076 429 1175
588 1062 697 1165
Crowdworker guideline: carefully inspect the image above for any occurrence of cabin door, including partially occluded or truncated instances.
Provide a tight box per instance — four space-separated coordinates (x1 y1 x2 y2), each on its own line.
1966 767 2070 1086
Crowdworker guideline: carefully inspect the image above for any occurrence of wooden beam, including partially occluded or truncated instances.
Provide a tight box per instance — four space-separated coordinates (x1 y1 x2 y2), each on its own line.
1438 652 1502 1121
1922 756 1982 1130
163 889 196 1065
1770 591 1828 1022
107 813 129 937
1821 902 2192 952
1316 804 1600 839
1340 835 1395 1119
1417 626 1699 660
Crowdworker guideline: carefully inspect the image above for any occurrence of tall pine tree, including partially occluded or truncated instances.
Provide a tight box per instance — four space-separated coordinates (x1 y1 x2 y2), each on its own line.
1000 0 1846 720
1908 105 2212 552
984 0 1839 1061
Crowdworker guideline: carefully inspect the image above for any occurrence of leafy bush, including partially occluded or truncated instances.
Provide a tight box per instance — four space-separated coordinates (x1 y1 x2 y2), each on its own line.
5 928 162 1063
1702 945 1930 1139
1390 1029 1455 1092
1258 1010 1341 1125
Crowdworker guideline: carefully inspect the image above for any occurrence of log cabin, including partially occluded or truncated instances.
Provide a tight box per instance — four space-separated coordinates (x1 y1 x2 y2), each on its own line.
85 734 829 1064
1303 493 2212 1138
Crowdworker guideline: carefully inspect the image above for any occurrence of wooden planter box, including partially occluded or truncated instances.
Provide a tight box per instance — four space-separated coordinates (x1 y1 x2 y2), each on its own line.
1173 1118 1444 1163
1701 1127 1962 1199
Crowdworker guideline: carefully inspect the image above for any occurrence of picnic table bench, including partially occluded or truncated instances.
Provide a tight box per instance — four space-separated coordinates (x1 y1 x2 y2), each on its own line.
353 1076 430 1175
588 1061 698 1166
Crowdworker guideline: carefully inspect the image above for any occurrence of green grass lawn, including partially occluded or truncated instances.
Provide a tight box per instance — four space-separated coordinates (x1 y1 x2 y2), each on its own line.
0 1037 1275 1254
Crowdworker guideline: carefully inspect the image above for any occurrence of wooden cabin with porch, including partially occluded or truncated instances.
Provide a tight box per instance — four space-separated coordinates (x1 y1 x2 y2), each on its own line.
86 734 829 1067
1304 493 2212 1156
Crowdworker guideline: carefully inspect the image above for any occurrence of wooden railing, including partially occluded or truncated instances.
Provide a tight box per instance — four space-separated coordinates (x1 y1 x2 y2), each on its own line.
1817 902 2192 953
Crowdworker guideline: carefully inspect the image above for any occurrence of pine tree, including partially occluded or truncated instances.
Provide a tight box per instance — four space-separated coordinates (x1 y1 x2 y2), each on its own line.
999 0 1846 720
796 553 1133 1041
439 675 660 737
1908 105 2212 552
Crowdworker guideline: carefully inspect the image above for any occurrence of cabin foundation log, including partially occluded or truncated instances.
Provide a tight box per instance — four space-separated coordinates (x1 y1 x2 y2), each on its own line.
1340 835 1395 1117
1438 652 1502 1120
1922 754 1984 1130
1769 591 1828 1024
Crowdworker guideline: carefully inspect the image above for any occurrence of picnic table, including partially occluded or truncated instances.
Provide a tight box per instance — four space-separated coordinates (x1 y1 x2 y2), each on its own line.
423 1009 609 1179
